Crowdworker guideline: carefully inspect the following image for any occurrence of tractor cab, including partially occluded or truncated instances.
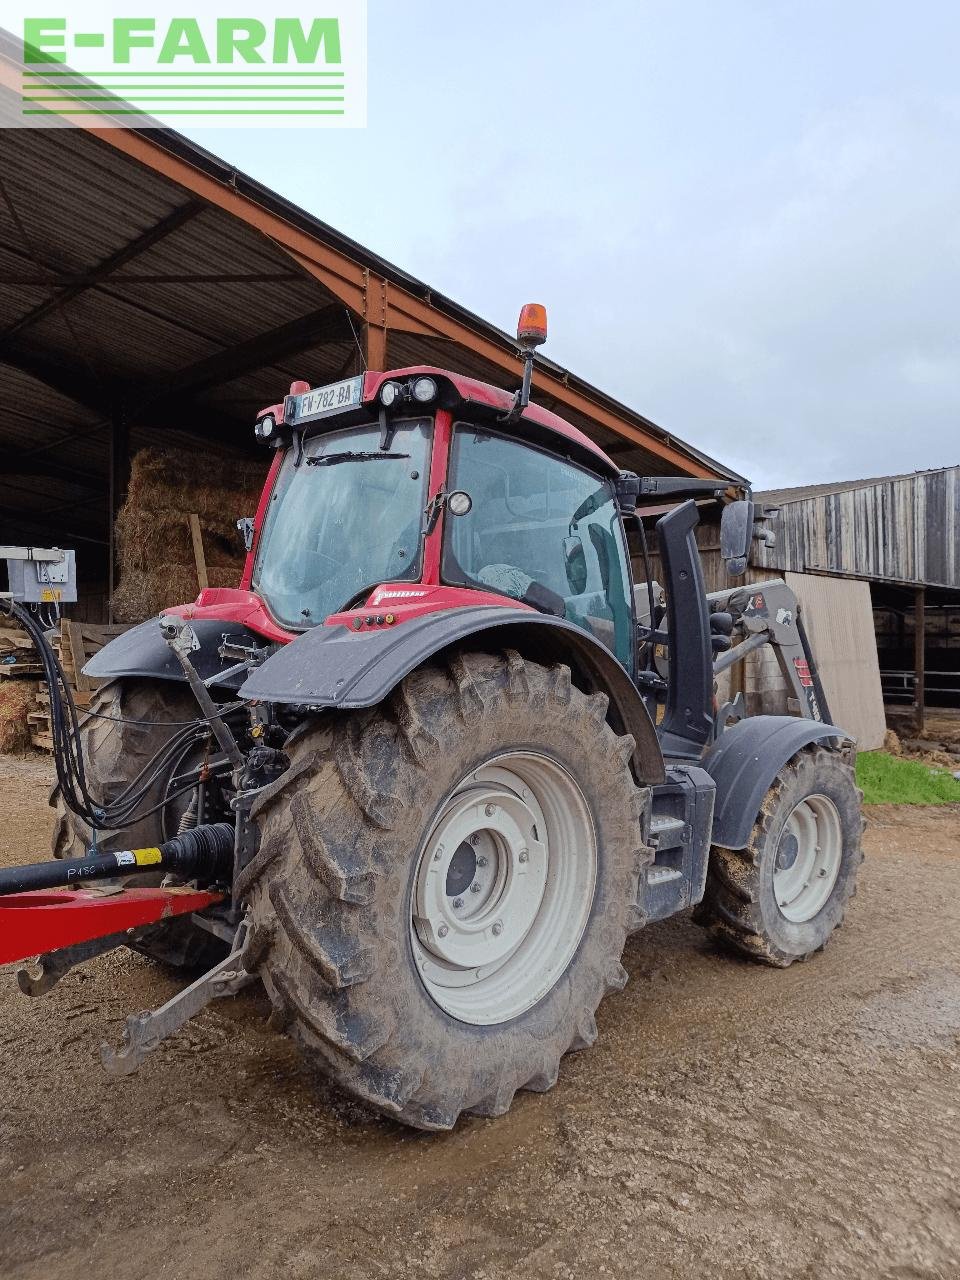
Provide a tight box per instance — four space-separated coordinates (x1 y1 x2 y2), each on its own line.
249 307 636 668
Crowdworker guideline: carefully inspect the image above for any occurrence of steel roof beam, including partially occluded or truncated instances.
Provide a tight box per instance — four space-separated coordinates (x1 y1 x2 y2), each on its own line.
3 451 103 489
141 303 353 404
0 199 205 348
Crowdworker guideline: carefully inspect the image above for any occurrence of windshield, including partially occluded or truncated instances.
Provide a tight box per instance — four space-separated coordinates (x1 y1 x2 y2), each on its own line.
442 427 634 667
253 419 432 627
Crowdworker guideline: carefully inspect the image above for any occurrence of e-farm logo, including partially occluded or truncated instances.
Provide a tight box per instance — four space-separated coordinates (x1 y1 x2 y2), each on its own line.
3 1 366 128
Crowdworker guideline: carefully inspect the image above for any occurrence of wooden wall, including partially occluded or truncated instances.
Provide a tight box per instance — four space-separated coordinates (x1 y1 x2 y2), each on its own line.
753 468 960 588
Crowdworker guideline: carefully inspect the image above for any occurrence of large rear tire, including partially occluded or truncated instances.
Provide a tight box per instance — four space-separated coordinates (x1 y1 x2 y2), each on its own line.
243 651 652 1129
51 678 227 970
694 744 863 967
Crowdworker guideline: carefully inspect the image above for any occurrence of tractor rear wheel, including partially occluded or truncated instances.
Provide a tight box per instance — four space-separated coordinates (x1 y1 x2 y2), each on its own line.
695 744 863 966
51 678 227 970
243 652 651 1129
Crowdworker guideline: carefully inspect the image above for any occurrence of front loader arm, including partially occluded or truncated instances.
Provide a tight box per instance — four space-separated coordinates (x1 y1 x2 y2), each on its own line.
707 579 832 724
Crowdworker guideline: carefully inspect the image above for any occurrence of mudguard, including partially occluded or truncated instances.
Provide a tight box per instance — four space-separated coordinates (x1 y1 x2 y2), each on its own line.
701 715 851 850
83 618 265 691
240 605 665 783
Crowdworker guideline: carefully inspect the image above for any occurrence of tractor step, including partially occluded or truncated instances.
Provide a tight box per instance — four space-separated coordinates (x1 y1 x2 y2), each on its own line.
641 765 717 923
646 866 684 886
649 814 687 849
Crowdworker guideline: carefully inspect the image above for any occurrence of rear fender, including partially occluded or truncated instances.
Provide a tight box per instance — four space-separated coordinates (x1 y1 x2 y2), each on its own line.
82 618 265 691
240 606 665 784
701 715 852 849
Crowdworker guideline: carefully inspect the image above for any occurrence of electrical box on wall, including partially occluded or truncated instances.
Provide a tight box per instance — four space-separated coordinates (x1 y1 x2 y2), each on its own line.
3 548 78 605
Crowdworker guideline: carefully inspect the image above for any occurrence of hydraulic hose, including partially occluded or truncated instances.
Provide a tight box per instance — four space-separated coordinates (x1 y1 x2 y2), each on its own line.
0 598 236 834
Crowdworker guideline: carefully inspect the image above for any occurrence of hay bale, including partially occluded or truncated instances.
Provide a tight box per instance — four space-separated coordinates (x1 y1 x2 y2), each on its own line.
113 446 266 622
0 679 39 753
113 564 243 624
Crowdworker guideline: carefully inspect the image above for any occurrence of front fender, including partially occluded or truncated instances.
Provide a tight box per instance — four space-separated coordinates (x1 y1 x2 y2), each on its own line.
701 715 852 849
240 606 665 784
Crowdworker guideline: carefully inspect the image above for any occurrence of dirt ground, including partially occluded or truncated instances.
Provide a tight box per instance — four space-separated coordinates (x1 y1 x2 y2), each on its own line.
1 754 958 1280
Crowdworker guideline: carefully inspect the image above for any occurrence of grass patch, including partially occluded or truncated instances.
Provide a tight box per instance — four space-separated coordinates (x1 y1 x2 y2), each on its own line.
856 751 960 805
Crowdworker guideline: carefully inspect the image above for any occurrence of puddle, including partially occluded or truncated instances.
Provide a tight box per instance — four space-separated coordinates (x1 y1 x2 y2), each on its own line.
857 970 960 1051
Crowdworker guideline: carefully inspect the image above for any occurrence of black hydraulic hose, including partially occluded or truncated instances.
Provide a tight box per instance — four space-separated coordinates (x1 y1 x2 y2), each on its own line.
0 599 234 834
0 822 235 898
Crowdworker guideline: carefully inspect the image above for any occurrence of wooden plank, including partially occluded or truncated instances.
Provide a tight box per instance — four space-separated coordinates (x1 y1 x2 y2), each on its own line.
189 513 209 590
785 572 887 750
66 619 93 694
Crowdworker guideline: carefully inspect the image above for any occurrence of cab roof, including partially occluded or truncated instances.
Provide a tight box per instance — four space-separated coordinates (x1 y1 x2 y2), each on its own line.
259 366 621 478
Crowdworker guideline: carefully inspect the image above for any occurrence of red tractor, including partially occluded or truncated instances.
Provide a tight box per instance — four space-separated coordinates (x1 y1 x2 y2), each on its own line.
1 306 862 1130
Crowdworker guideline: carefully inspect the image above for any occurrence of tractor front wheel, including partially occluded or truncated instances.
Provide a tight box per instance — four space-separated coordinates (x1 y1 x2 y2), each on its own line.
243 652 651 1129
695 744 863 966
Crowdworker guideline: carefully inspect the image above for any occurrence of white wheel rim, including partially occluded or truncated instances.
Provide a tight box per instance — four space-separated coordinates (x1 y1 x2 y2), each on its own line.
774 793 843 923
410 752 597 1025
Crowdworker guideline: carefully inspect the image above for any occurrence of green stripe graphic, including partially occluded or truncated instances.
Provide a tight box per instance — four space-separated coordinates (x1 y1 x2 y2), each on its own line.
23 107 346 115
24 95 345 102
22 69 345 77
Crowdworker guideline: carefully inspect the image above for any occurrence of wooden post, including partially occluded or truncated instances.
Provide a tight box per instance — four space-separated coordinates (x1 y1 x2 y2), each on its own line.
107 413 129 624
914 585 926 736
188 514 209 590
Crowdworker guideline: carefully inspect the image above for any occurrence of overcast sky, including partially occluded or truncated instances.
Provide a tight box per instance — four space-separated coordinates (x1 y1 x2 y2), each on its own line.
185 0 960 489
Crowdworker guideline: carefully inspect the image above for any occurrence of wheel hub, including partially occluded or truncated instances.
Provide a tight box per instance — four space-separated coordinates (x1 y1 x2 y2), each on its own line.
413 774 548 973
774 793 843 923
410 753 597 1026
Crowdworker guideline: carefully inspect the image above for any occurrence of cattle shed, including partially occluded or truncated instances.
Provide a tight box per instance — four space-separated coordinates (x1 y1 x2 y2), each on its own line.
753 466 960 737
0 37 743 626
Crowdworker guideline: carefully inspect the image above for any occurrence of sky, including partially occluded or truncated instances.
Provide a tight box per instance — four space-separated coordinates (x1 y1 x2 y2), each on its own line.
183 0 960 489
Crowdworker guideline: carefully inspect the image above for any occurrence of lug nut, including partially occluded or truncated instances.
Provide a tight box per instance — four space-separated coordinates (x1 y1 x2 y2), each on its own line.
518 849 528 864
492 921 503 936
453 897 463 909
438 924 449 938
470 834 481 847
477 855 488 868
484 804 496 817
470 882 481 893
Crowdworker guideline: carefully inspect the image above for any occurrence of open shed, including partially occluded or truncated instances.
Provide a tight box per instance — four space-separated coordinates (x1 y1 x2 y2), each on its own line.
755 466 960 735
0 38 743 623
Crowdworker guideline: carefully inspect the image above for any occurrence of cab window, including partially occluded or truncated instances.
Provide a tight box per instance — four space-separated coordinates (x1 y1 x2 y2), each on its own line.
442 427 634 667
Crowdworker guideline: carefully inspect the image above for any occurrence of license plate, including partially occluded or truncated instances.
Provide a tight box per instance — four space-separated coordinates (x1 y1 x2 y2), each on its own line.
287 375 363 425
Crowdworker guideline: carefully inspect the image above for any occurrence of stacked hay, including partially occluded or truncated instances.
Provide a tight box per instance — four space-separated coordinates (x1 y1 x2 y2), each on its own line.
112 446 268 622
0 679 39 753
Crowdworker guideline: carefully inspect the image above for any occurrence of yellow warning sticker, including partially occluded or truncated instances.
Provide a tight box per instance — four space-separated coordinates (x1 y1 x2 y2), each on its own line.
40 588 62 602
134 847 163 866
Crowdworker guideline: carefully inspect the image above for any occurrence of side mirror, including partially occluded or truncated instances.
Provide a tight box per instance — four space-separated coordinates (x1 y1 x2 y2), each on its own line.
563 535 588 594
237 517 255 553
720 498 755 577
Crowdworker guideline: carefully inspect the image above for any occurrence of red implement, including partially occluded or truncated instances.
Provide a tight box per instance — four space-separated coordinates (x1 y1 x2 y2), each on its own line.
0 886 223 965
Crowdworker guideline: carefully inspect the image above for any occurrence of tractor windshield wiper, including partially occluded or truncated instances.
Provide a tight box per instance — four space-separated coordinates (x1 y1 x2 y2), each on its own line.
307 450 410 467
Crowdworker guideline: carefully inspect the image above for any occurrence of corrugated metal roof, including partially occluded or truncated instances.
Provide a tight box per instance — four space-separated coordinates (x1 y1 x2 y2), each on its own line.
757 466 960 507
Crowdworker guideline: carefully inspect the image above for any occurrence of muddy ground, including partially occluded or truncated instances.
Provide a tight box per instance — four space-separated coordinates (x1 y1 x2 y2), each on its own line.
0 753 958 1280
